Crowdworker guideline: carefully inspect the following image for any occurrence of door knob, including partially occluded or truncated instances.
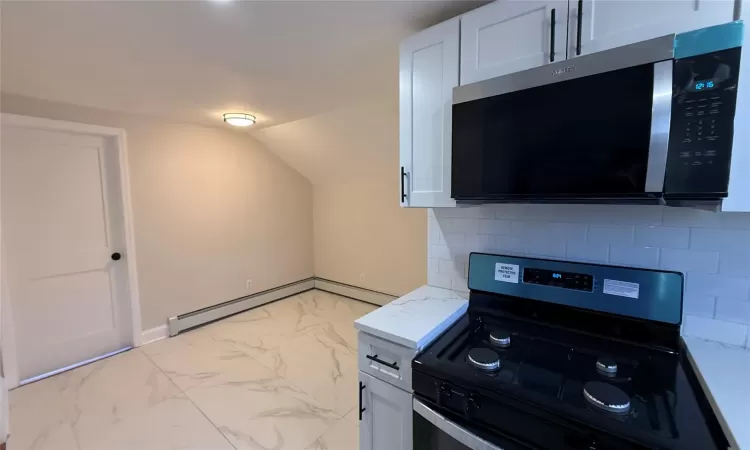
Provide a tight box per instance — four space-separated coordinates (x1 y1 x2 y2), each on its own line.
111 252 122 261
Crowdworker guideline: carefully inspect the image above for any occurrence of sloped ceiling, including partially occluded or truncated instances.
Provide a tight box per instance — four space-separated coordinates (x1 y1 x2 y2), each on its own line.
1 0 484 130
253 98 398 185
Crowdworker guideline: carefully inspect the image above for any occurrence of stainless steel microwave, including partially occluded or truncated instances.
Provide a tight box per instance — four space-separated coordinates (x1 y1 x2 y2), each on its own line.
451 21 744 206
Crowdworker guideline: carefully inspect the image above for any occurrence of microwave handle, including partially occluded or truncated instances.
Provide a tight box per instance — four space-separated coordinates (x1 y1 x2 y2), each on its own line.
413 399 503 450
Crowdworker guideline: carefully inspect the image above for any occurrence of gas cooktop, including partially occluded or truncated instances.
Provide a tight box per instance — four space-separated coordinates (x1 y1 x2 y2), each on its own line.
412 253 727 450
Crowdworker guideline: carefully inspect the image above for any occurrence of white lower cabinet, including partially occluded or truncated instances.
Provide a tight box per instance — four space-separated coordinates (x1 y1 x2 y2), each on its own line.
359 371 413 450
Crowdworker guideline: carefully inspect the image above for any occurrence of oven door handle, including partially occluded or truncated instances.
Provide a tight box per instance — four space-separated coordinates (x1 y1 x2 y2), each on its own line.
413 399 503 450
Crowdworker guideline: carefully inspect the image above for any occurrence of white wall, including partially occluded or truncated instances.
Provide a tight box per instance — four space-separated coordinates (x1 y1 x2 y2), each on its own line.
314 173 426 296
1 94 314 330
428 204 750 348
256 99 428 296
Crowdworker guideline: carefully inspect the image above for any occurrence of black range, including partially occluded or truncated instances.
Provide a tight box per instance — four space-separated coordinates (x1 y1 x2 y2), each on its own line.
412 253 727 450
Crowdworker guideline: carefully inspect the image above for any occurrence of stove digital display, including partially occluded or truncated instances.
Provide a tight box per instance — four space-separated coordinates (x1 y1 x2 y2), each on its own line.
523 268 593 292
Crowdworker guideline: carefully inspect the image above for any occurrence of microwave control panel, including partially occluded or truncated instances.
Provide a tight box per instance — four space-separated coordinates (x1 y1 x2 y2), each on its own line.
664 47 740 198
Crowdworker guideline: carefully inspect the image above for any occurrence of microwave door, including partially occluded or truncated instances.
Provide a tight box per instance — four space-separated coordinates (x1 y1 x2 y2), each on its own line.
451 40 675 202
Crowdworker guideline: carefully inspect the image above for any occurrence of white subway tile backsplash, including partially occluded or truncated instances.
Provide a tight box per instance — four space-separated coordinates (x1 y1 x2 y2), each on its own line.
609 246 660 268
663 208 722 228
427 204 750 347
691 228 750 253
588 224 635 245
445 218 480 234
428 245 451 261
435 206 483 219
465 234 493 252
443 232 466 248
714 297 750 324
509 220 539 236
683 294 716 318
686 272 750 298
428 258 439 275
604 206 664 225
428 271 452 289
635 226 689 249
717 213 750 230
683 315 749 346
493 204 531 220
527 237 566 258
479 219 511 235
719 252 750 277
438 259 458 276
664 208 750 229
452 275 469 293
547 222 588 241
659 249 719 273
494 235 526 255
565 241 609 263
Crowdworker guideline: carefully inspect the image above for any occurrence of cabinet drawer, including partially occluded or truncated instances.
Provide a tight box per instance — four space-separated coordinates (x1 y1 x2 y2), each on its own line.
358 331 417 392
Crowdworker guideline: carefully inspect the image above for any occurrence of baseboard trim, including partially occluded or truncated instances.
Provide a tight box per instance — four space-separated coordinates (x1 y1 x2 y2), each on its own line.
140 325 169 346
167 278 315 336
314 278 397 306
164 277 397 338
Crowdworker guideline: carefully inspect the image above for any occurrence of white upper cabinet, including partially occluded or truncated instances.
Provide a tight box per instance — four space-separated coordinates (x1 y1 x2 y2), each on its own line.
571 0 736 57
399 17 459 208
460 1 570 85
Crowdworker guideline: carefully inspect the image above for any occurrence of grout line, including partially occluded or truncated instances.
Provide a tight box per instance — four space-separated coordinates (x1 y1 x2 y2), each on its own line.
139 348 239 450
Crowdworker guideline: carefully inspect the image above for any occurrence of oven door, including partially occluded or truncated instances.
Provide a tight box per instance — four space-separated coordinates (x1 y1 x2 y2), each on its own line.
413 399 528 450
451 39 673 202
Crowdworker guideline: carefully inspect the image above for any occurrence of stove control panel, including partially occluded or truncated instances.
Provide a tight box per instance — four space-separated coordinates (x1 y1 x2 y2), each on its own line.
523 268 593 292
468 253 684 325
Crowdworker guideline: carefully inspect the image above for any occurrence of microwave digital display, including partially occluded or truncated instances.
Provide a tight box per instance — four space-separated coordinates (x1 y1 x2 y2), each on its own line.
690 78 718 91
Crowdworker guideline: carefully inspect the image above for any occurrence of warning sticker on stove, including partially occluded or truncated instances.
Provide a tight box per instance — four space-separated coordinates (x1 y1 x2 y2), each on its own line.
603 279 640 299
495 263 519 283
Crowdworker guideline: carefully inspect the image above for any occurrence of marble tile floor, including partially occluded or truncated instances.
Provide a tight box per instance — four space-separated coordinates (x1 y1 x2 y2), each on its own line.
8 289 378 450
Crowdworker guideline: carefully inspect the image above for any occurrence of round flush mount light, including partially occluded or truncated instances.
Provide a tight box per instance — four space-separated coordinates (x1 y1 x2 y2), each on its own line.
223 113 255 127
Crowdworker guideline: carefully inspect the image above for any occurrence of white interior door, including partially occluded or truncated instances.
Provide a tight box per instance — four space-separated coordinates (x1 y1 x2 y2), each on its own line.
1 124 132 383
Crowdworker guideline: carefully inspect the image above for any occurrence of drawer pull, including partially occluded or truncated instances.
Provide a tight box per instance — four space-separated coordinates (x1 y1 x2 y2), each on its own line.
366 354 400 370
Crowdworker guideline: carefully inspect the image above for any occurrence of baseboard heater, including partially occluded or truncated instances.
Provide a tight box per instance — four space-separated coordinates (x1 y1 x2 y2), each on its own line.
167 277 397 336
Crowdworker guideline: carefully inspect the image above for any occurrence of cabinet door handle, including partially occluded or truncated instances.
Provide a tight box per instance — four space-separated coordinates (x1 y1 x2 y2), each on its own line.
359 382 366 420
576 0 583 56
366 354 400 370
400 166 407 204
549 8 556 62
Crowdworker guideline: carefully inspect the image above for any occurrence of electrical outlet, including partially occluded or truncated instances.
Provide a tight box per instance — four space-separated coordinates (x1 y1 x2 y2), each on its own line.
246 279 253 290
359 273 365 282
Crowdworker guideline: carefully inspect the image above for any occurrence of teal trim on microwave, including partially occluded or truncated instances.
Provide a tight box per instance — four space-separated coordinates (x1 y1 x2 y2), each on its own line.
674 20 744 59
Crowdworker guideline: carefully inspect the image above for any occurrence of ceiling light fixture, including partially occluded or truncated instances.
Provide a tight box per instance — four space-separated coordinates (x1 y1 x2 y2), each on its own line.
223 113 256 127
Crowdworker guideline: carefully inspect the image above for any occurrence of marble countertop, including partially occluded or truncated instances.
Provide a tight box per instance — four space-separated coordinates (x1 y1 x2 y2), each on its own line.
354 285 468 350
684 337 750 450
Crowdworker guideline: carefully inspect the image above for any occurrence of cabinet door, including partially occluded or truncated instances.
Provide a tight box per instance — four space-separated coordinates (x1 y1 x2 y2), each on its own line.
460 1 569 85
360 371 413 450
571 0 736 57
399 18 458 208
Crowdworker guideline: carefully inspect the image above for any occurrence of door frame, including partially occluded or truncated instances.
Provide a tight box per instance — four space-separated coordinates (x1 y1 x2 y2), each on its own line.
0 113 143 389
